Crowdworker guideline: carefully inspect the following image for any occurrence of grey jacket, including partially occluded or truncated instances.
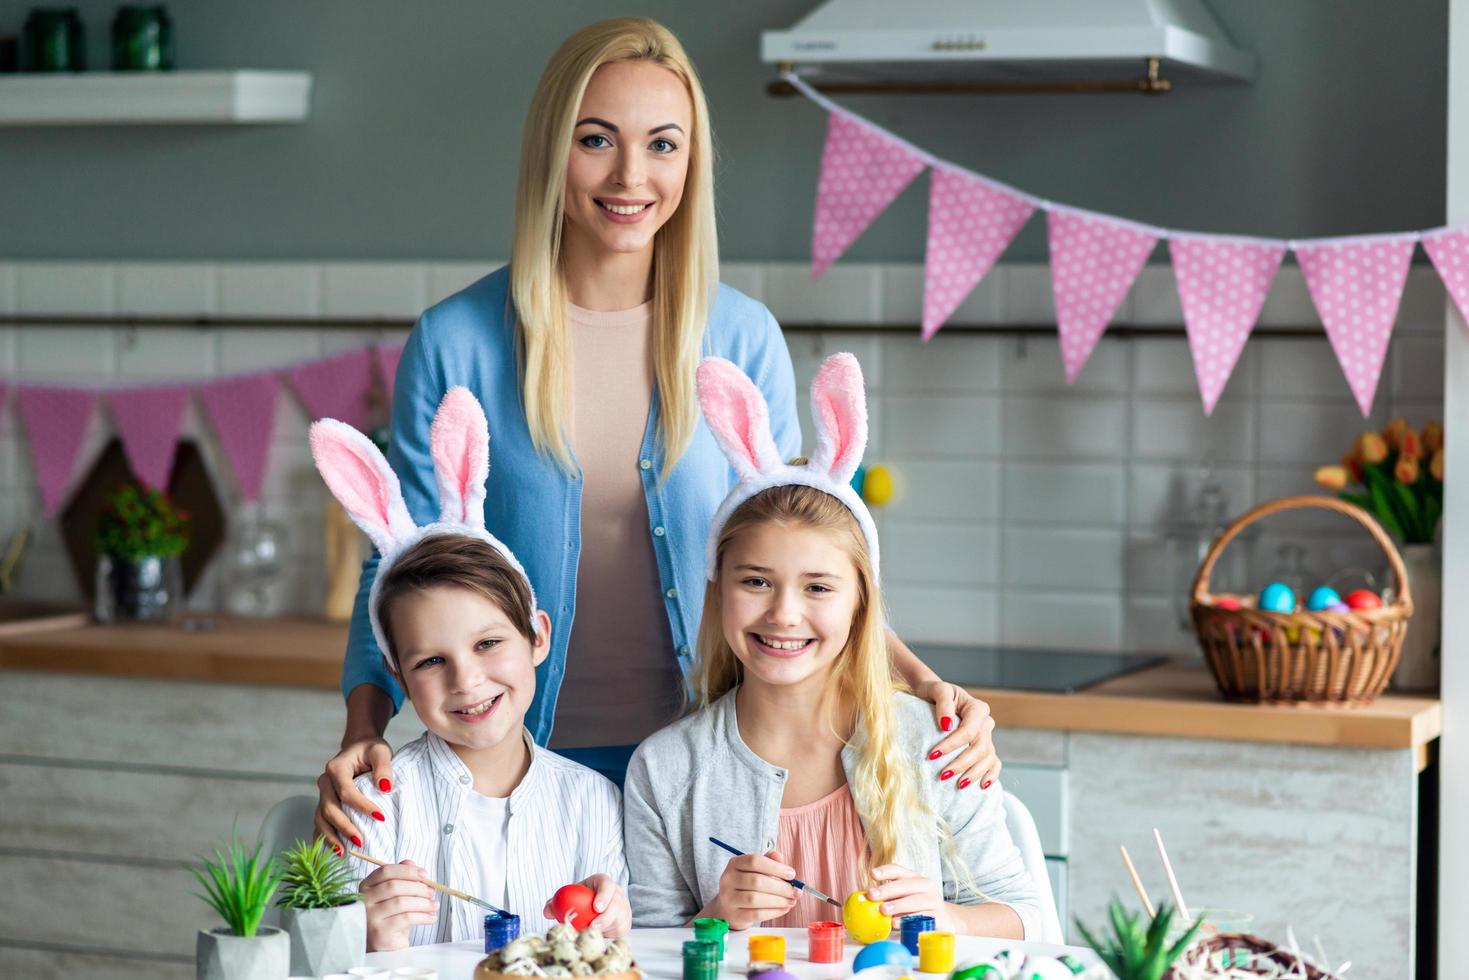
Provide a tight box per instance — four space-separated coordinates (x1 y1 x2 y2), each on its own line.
624 689 1041 939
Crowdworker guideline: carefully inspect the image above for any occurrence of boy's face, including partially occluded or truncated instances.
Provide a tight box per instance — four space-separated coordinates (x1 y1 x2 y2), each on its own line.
388 586 550 752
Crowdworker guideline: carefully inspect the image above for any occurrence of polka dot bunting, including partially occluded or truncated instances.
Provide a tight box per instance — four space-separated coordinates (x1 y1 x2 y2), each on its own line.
1424 227 1469 328
1294 235 1416 417
811 111 928 281
1047 208 1158 384
922 167 1035 340
1169 236 1286 416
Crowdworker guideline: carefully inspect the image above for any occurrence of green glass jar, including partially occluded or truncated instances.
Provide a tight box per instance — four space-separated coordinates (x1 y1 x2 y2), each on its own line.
111 5 174 71
22 8 85 72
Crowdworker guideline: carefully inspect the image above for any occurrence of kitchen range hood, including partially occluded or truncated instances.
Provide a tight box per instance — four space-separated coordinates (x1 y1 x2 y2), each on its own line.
761 0 1255 96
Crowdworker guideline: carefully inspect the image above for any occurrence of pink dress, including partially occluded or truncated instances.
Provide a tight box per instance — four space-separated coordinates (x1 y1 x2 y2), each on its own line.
768 783 869 928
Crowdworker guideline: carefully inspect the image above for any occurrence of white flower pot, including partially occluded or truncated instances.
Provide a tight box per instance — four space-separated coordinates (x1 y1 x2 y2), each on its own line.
280 902 367 976
196 925 290 980
1392 542 1442 691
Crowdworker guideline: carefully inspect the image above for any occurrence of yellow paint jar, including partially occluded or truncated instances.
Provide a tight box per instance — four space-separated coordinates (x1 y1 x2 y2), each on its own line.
917 931 955 973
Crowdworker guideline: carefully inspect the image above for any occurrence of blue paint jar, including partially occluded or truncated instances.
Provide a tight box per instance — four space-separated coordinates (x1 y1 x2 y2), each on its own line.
899 913 935 955
484 911 521 954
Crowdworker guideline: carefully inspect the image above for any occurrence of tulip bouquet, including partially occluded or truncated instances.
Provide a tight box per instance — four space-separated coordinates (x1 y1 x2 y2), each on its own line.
1315 418 1444 544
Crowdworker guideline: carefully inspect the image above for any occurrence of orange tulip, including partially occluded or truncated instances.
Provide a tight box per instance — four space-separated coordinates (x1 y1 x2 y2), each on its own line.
1339 450 1363 482
1383 417 1410 451
1424 420 1444 452
1400 430 1423 460
1395 454 1420 485
1357 431 1389 464
1431 448 1445 481
1314 465 1350 490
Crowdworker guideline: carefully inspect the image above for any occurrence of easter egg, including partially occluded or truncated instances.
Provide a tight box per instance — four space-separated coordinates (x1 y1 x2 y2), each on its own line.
862 465 895 507
1346 589 1383 611
843 890 893 945
853 941 913 973
1213 596 1241 610
1306 586 1342 612
1257 582 1296 614
850 465 867 497
549 883 597 929
1327 600 1351 614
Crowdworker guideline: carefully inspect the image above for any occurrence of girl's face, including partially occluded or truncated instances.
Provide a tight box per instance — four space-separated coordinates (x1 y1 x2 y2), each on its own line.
720 523 863 691
561 60 692 261
389 586 551 752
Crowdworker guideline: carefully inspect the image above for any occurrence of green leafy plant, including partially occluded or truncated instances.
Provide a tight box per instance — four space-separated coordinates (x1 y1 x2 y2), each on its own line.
96 482 191 559
192 831 284 937
1074 899 1201 980
276 837 361 910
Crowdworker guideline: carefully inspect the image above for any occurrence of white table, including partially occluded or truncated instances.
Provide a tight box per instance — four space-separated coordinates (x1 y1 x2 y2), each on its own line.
363 926 1099 979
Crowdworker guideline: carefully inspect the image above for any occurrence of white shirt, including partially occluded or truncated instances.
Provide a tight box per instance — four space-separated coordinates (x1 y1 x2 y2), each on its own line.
350 728 627 947
458 790 510 909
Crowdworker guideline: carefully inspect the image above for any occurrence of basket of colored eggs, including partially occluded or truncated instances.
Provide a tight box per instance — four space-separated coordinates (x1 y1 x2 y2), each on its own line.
1189 495 1413 705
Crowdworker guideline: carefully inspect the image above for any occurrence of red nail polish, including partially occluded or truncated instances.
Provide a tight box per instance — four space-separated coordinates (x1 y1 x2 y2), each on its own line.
928 749 942 761
379 777 392 792
981 779 993 790
372 811 386 822
958 777 971 789
941 769 954 781
351 835 363 848
940 716 954 732
333 843 344 856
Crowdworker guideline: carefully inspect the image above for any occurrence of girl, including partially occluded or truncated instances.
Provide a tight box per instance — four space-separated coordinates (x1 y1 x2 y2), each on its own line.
625 354 1041 940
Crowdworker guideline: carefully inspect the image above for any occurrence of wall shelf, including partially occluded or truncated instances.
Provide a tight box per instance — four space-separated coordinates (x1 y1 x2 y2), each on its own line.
0 70 312 125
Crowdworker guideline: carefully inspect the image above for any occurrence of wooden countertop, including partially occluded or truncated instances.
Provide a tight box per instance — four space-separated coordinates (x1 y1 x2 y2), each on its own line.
0 618 1441 753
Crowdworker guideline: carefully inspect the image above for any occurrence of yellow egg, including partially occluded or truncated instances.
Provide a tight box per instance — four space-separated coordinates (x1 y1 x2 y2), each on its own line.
842 890 893 945
862 465 895 507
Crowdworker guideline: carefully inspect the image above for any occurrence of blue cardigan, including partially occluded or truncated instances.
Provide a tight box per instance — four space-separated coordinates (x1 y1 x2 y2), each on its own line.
341 266 801 744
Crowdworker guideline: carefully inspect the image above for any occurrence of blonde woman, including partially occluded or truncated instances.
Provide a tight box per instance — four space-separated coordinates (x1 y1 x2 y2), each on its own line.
315 17 998 849
625 355 1038 936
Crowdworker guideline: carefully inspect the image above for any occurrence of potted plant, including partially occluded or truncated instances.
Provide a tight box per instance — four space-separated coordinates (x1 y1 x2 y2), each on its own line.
193 831 288 980
1315 417 1445 689
1075 899 1200 980
94 481 190 622
276 837 366 976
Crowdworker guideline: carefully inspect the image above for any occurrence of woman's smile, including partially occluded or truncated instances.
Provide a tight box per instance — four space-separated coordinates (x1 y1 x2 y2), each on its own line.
595 196 656 222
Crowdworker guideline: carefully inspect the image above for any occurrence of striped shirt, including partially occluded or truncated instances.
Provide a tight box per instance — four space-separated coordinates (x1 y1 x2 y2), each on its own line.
349 728 627 947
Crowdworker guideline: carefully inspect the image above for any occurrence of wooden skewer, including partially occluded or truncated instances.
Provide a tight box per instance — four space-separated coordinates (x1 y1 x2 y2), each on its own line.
347 848 507 916
1151 828 1191 920
1118 844 1155 917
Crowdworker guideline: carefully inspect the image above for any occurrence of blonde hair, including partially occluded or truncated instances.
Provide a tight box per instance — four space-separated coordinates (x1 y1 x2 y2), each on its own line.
509 17 718 477
695 484 934 872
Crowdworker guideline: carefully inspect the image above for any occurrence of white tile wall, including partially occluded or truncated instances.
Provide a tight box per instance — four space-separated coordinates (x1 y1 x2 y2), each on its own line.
0 260 1448 656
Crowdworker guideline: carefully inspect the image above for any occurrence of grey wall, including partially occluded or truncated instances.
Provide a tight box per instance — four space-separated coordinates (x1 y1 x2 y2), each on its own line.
0 0 1447 261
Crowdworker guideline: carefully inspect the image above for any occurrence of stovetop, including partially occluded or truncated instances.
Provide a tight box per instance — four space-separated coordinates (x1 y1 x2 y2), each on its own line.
910 644 1165 694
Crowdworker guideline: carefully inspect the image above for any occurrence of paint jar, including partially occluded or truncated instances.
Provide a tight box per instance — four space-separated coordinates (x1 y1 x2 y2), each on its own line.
917 931 956 974
807 920 844 963
693 916 729 959
683 939 721 980
747 934 785 965
899 914 935 955
747 962 784 978
484 910 521 954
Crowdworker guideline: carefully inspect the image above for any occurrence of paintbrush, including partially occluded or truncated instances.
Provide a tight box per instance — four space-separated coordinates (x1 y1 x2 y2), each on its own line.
347 848 509 916
708 836 841 908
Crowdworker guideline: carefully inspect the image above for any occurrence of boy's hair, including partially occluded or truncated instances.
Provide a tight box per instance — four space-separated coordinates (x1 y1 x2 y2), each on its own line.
375 534 537 663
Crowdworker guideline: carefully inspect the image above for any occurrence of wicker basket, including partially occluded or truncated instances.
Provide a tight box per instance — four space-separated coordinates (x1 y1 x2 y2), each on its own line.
1167 933 1342 979
1189 495 1413 705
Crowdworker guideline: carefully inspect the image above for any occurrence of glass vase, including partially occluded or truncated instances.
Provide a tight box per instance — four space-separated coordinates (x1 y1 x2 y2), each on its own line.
94 553 182 623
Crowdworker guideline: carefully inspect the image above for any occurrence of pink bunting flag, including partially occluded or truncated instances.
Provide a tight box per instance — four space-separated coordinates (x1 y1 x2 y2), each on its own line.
1048 208 1158 383
376 343 405 408
287 348 376 429
1295 234 1417 416
1170 235 1286 415
1423 226 1469 327
812 111 928 280
17 386 97 518
107 386 190 491
923 168 1035 340
198 373 281 502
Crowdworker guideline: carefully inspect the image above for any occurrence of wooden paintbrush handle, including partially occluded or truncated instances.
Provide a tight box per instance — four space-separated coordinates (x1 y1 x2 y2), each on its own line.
345 848 475 902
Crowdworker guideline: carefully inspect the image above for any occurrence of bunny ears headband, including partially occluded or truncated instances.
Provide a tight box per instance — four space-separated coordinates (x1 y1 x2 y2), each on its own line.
308 387 537 665
698 352 879 581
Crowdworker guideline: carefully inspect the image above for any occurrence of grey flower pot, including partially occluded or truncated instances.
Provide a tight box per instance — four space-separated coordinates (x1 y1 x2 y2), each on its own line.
196 925 289 980
280 901 367 976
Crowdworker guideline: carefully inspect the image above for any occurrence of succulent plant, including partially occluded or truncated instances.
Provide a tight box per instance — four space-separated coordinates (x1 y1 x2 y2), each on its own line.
1074 899 1201 980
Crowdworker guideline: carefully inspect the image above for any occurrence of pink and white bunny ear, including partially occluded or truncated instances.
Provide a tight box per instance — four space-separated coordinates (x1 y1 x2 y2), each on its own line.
430 386 489 528
309 419 417 556
697 357 782 481
807 352 868 483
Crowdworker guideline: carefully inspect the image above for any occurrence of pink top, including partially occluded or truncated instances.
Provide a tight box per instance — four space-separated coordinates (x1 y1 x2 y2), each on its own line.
768 783 868 928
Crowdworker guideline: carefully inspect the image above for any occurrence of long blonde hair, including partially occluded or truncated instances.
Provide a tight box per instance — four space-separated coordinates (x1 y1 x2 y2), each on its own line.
509 17 718 476
695 484 934 872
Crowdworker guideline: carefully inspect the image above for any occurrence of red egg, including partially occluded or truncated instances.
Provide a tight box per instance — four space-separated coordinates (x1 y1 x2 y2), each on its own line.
1346 589 1383 611
550 883 598 929
1214 597 1242 610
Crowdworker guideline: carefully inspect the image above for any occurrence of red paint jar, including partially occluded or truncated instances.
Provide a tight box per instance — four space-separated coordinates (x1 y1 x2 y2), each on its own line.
807 920 844 963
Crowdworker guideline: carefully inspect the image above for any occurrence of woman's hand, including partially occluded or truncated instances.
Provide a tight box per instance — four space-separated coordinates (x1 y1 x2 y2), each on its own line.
361 859 439 952
698 850 797 931
913 679 1001 792
543 874 631 938
315 735 395 849
866 864 958 933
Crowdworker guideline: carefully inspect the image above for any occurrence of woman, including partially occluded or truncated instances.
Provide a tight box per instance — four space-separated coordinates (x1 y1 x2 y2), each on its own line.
315 17 1001 848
